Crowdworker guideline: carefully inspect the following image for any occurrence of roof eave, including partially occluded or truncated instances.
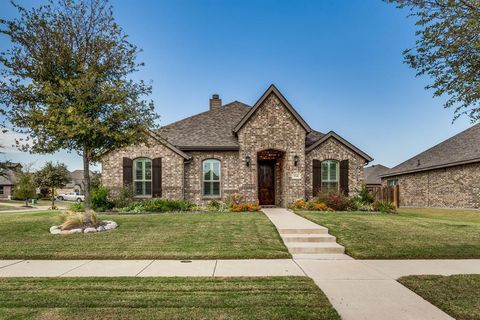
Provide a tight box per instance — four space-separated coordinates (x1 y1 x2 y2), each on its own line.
379 157 480 178
233 84 312 134
306 131 373 164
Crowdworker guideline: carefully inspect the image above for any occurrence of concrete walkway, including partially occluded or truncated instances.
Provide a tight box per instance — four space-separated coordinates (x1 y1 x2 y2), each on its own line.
262 208 477 320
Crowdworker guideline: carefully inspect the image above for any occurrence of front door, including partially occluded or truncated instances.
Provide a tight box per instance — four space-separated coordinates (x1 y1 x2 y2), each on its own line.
258 161 275 205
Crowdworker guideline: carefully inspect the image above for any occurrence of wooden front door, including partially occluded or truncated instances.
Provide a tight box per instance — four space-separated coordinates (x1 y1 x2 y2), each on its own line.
258 161 275 205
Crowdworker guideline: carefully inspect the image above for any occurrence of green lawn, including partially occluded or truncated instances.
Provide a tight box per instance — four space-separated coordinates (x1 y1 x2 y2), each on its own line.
296 207 480 259
0 199 53 207
399 274 480 320
0 211 289 259
0 277 339 320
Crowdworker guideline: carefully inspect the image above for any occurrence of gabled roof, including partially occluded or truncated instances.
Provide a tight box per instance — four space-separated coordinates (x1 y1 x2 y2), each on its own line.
306 131 373 163
158 101 251 150
233 84 312 134
381 123 480 177
364 164 390 185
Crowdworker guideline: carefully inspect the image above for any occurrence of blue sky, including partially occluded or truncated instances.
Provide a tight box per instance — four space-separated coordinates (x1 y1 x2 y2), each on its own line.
0 0 473 171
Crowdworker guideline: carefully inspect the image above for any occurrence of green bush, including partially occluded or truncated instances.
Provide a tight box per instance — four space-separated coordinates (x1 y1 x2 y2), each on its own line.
91 184 114 212
373 200 396 213
357 184 375 204
69 202 84 212
110 185 135 209
207 199 221 211
122 198 195 213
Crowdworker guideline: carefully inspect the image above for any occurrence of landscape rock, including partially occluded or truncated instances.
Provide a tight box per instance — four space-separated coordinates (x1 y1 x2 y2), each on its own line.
50 229 62 235
49 220 117 235
67 228 82 234
84 227 97 233
96 226 105 232
49 226 60 233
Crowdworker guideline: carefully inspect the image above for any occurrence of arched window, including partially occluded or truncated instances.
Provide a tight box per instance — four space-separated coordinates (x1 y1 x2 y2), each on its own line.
202 159 220 197
133 158 152 196
321 160 339 191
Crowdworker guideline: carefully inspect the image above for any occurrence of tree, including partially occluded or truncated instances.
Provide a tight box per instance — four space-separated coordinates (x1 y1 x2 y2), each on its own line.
13 171 36 207
34 162 71 208
386 0 480 122
0 0 158 212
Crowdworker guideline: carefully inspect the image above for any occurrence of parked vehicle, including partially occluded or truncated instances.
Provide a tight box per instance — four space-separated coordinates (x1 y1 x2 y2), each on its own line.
57 192 84 202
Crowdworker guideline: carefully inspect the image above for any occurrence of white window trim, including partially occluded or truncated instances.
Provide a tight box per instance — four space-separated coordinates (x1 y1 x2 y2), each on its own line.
321 160 340 191
133 158 152 197
202 159 221 198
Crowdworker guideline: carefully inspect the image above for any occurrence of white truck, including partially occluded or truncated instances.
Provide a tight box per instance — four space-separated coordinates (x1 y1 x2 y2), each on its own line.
57 192 84 202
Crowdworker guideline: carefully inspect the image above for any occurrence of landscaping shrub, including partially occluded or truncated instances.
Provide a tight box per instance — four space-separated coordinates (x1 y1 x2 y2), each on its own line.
373 200 396 214
122 198 195 213
110 185 135 209
69 202 84 212
357 184 375 204
315 191 353 211
230 203 261 212
291 199 306 210
207 199 221 211
91 184 114 212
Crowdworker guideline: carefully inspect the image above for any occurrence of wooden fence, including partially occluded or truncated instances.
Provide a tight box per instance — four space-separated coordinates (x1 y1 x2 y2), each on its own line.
367 185 400 208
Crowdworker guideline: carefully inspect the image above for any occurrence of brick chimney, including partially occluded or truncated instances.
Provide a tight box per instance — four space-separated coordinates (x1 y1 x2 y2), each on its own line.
209 94 222 110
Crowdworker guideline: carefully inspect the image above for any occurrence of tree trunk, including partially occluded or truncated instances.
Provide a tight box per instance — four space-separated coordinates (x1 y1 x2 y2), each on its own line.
51 187 55 209
25 198 28 207
83 145 91 212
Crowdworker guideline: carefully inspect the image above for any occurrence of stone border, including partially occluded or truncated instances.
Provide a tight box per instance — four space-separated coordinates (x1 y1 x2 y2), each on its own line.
50 220 118 234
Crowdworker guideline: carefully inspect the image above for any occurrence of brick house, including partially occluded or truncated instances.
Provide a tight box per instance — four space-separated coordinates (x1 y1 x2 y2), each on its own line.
102 85 372 207
0 162 22 199
380 123 480 208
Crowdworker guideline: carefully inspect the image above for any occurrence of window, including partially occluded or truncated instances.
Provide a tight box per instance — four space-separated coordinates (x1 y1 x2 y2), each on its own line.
0 186 3 195
133 158 152 196
321 160 339 191
387 179 399 186
203 159 220 197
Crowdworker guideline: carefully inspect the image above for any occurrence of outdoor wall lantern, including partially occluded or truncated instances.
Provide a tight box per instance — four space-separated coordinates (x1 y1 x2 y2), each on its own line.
294 155 299 167
245 156 251 167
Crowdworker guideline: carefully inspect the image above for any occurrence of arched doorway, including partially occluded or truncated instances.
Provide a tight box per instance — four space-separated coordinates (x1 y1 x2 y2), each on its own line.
257 149 284 206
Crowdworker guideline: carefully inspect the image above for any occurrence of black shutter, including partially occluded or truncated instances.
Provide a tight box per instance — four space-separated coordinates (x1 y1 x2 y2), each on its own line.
123 157 133 186
340 160 349 196
312 160 322 197
152 157 162 198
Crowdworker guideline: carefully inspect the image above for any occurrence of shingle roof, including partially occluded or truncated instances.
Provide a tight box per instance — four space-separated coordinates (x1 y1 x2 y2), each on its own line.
158 101 251 149
364 164 390 185
382 123 480 177
0 163 21 186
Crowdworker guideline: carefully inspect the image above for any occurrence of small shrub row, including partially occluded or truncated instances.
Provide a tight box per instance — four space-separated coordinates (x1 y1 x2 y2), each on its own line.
121 198 195 213
230 203 261 212
291 186 396 214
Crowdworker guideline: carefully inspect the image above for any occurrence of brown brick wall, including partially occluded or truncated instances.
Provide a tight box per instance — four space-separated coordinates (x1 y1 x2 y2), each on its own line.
101 137 184 199
237 93 307 206
305 137 366 199
382 162 480 208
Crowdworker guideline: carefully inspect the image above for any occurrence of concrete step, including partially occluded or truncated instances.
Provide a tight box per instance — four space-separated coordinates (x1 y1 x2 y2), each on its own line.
292 253 353 260
286 242 345 254
278 228 328 235
282 234 336 243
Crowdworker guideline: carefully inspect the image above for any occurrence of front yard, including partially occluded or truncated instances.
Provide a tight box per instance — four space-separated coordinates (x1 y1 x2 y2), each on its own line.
0 277 340 320
0 211 289 259
296 207 480 259
399 274 480 320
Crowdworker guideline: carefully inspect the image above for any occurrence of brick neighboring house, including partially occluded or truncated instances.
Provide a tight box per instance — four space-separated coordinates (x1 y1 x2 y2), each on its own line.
380 123 480 209
0 162 22 199
102 85 373 207
56 170 94 195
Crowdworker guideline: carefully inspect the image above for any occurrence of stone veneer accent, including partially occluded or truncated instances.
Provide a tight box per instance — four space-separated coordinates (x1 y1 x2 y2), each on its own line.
237 93 307 207
305 137 365 199
382 162 480 208
101 137 185 199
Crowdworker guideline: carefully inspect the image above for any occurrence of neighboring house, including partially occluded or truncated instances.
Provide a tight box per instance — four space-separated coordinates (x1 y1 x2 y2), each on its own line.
56 170 92 195
0 162 22 199
380 123 480 208
102 85 373 207
364 164 390 189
